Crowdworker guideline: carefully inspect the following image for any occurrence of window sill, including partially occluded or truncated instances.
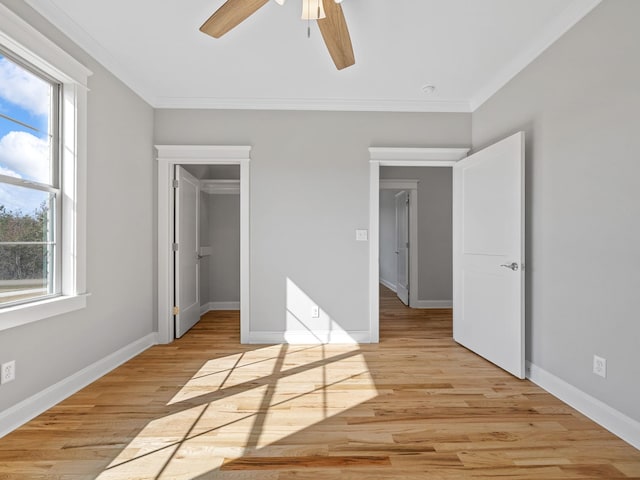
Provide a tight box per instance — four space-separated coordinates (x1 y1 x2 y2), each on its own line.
0 294 89 332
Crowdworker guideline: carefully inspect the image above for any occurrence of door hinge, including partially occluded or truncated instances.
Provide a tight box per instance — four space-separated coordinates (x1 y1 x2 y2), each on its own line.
172 243 179 252
172 179 179 188
172 306 180 315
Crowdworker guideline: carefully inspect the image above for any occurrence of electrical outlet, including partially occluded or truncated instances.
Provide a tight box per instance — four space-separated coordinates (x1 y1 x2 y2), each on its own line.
355 229 368 241
1 360 15 384
593 355 606 378
311 305 320 318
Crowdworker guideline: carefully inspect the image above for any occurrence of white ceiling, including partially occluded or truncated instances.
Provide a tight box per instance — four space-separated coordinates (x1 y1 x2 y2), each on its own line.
25 0 600 112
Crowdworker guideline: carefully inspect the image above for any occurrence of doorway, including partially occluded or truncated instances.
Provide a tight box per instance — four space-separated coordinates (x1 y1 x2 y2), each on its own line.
379 179 419 307
156 145 251 345
174 164 241 339
369 135 525 379
368 147 469 343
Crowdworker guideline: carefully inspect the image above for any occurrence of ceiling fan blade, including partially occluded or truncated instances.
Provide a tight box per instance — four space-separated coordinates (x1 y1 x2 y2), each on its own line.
200 0 269 38
317 0 355 70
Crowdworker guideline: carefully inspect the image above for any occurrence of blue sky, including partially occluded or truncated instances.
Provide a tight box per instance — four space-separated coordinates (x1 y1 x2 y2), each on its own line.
0 53 53 215
0 97 49 138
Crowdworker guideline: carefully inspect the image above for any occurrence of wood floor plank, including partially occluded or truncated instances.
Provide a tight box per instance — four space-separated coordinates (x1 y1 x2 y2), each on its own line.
0 289 639 479
221 455 391 470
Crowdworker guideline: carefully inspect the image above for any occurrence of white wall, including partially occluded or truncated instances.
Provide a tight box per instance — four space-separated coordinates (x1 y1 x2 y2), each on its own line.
154 110 470 338
472 0 640 422
0 1 155 416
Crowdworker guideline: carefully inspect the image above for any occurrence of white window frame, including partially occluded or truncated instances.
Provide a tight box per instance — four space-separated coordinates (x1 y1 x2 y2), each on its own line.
0 4 92 331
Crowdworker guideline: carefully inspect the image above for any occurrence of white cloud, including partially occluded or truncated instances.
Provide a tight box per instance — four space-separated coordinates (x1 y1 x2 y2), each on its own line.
0 165 21 178
0 182 45 214
0 131 50 183
0 57 50 117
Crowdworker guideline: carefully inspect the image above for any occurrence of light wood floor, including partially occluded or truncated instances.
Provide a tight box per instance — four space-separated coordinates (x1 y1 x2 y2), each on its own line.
2 287 639 479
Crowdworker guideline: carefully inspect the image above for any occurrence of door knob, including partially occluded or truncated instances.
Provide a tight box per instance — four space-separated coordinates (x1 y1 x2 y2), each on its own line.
500 262 519 271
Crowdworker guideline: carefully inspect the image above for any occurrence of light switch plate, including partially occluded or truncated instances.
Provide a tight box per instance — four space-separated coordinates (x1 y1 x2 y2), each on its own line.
356 229 368 241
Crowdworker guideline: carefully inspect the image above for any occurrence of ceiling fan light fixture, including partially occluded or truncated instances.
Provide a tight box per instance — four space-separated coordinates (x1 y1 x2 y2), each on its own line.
302 0 326 20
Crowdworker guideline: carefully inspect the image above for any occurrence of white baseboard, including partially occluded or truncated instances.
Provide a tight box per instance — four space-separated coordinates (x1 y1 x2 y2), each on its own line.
379 279 397 292
413 300 452 309
527 362 640 450
249 330 371 345
200 301 240 314
0 332 158 438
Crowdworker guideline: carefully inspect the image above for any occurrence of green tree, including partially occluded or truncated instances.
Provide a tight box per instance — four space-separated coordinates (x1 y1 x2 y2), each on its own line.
0 202 49 281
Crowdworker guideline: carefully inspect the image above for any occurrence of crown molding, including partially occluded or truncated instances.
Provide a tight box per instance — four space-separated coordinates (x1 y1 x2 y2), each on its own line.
24 0 601 114
470 0 602 111
15 0 474 113
23 0 156 103
152 96 472 113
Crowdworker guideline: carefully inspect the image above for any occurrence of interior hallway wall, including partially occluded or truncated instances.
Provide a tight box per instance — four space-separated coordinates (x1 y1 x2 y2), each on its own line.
207 194 240 306
379 190 399 290
199 191 211 306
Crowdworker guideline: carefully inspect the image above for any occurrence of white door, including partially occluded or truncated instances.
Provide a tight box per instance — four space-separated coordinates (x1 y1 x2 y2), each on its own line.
395 191 410 305
174 166 200 338
453 132 525 378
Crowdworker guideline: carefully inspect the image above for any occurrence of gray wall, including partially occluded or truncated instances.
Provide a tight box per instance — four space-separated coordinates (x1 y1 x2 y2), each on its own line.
379 190 398 288
199 191 210 305
155 110 470 334
185 165 241 308
207 194 240 304
0 2 155 412
472 0 640 422
2 0 636 438
380 167 453 302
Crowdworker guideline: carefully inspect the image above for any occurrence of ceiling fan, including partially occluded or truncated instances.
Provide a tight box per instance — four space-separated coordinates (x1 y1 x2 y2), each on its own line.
200 0 355 70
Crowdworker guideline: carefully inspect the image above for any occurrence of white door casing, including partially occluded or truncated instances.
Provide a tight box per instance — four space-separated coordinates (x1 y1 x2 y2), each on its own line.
395 191 410 305
452 132 525 378
369 148 470 342
156 145 251 345
175 166 200 338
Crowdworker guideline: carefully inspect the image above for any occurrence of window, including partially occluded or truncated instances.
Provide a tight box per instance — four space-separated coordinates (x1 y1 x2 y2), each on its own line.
0 52 61 308
0 4 91 330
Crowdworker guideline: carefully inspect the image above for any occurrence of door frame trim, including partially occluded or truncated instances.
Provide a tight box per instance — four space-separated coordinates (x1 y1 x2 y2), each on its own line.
368 147 469 342
156 145 251 344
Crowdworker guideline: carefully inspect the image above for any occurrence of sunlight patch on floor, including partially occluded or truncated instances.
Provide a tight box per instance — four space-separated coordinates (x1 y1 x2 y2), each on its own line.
96 344 377 480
